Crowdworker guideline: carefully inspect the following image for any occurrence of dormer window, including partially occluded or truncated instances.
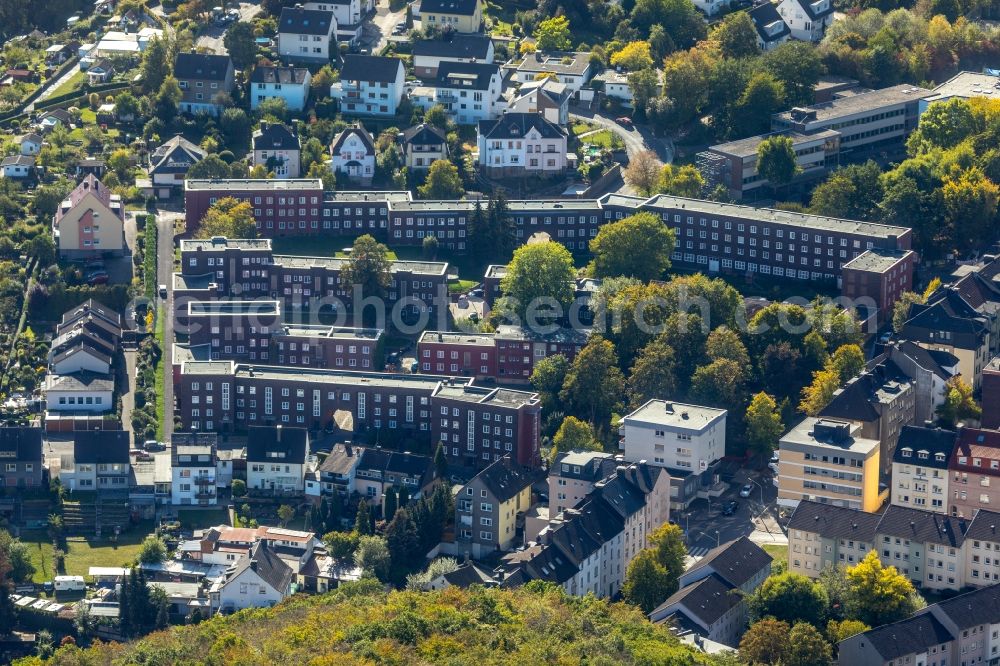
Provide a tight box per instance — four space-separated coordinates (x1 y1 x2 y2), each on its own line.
918 451 928 460
936 453 946 461
901 448 912 457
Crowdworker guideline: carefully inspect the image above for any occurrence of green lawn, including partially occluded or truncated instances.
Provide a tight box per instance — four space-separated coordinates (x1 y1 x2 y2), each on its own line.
271 235 398 259
47 70 85 100
449 279 477 293
20 525 154 582
762 543 787 570
571 121 595 136
583 130 616 149
177 507 230 531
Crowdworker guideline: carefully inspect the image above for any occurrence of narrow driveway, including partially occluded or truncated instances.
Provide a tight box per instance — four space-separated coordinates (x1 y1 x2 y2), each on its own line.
156 211 180 441
27 63 80 112
568 108 672 163
366 0 407 53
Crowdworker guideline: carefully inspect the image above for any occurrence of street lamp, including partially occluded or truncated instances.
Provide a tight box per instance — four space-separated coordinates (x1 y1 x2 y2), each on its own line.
751 478 765 506
715 529 720 548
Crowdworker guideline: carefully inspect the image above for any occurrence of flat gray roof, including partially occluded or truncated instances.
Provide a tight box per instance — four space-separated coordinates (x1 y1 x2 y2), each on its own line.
484 264 507 279
180 238 272 251
843 248 914 273
432 382 538 407
780 417 879 454
774 84 933 124
598 193 646 208
184 362 467 390
710 129 841 159
187 300 280 316
928 71 1000 101
185 178 323 191
419 330 496 345
327 190 412 203
173 273 216 290
278 324 383 340
273 255 449 276
643 194 910 239
624 399 726 430
390 200 476 212
516 52 591 76
507 200 603 212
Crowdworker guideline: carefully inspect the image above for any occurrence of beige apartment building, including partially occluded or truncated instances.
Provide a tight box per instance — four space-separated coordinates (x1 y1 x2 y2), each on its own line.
777 417 883 513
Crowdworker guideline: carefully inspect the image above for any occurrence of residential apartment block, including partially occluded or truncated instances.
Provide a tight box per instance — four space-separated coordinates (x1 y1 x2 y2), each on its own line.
419 0 482 33
334 55 405 117
499 462 670 598
950 428 1000 519
52 175 125 258
431 381 541 473
841 247 917 325
776 0 834 41
777 417 883 512
890 425 956 514
900 292 991 390
649 537 772 648
170 439 219 506
173 52 234 116
277 6 336 63
818 358 915 477
787 500 1000 593
476 112 569 177
246 425 309 494
174 363 541 472
548 450 616 516
456 456 535 559
412 61 504 125
838 583 1000 666
619 400 727 512
412 34 494 79
178 186 913 288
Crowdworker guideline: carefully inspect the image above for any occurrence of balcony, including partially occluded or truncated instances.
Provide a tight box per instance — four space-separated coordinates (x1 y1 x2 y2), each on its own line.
196 490 216 500
194 475 215 485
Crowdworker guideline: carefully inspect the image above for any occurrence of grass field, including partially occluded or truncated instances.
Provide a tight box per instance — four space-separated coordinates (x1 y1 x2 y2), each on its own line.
583 130 616 149
177 507 230 531
154 304 165 440
762 543 787 570
20 524 154 582
271 235 399 259
47 70 85 100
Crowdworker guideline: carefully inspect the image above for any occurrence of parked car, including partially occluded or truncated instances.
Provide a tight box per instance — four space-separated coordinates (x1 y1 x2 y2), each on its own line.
721 500 739 516
158 284 168 298
87 273 109 285
615 116 633 128
42 581 54 594
739 483 753 498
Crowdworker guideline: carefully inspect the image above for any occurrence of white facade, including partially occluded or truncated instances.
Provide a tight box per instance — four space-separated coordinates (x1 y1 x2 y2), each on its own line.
209 560 289 612
44 377 113 413
476 125 568 173
413 40 495 79
303 0 363 41
51 347 110 375
171 452 217 506
1 160 32 179
891 456 949 514
330 129 375 183
19 136 41 156
334 58 406 117
411 69 504 125
619 400 727 472
277 10 337 62
777 0 833 41
248 459 305 493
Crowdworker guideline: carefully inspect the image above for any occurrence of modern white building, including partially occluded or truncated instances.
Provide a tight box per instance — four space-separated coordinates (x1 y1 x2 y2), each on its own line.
249 65 312 112
277 6 337 63
476 112 570 177
411 61 504 125
334 55 406 117
43 373 114 414
619 399 727 512
777 0 834 42
170 440 219 506
508 78 571 125
1 155 34 179
330 124 375 185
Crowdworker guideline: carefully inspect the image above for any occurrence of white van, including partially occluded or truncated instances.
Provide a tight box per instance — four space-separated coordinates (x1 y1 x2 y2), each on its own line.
54 575 85 592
